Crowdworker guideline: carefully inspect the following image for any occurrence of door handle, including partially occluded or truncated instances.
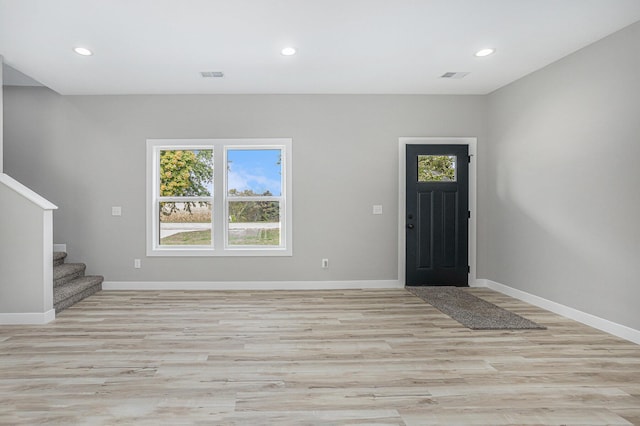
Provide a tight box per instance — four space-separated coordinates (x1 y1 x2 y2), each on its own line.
407 224 414 229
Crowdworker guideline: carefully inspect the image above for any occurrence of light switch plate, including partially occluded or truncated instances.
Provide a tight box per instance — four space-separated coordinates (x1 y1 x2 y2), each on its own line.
372 205 383 215
112 206 122 216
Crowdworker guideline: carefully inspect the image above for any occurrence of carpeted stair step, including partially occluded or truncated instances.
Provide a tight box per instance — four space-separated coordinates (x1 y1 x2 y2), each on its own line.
53 251 67 267
52 251 103 313
54 263 86 287
53 275 103 313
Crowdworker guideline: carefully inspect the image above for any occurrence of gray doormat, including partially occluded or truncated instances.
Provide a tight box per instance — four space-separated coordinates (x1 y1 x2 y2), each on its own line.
407 286 546 330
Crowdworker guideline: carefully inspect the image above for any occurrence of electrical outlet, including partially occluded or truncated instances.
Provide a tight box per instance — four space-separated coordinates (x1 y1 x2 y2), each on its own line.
322 258 329 269
134 259 141 269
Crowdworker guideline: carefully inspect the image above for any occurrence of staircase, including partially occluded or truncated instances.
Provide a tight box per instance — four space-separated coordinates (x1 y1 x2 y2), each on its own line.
53 251 103 313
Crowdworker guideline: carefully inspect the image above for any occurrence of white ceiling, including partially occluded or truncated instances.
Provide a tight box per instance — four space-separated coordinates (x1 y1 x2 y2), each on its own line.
1 0 640 95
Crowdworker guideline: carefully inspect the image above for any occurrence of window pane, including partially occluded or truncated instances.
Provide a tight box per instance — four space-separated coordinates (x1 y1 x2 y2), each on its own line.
228 201 280 246
159 202 212 246
160 149 213 196
227 149 282 196
418 155 457 182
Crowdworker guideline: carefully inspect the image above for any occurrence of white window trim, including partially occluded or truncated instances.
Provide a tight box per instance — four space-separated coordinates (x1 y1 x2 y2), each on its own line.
146 138 292 257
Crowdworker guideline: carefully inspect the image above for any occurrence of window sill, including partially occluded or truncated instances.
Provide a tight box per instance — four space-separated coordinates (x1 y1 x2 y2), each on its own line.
146 247 293 257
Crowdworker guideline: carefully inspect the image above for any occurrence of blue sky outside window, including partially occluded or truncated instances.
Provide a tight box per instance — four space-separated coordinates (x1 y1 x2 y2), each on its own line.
227 149 282 196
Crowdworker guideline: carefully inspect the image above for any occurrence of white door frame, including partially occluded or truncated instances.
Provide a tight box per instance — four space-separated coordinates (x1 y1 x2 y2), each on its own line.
398 137 477 286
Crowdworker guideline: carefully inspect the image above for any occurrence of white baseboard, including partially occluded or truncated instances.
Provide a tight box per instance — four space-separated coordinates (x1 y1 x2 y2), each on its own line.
474 278 640 345
103 280 403 291
53 244 67 252
0 309 55 325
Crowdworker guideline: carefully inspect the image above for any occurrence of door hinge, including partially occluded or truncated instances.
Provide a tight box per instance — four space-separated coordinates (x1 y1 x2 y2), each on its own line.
468 210 471 219
468 155 471 163
467 265 471 273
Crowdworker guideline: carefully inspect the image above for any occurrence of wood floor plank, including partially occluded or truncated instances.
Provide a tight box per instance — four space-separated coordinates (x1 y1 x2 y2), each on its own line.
1 288 639 424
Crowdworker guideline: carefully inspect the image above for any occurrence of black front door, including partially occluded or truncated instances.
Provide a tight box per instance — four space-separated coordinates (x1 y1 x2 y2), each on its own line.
406 144 469 286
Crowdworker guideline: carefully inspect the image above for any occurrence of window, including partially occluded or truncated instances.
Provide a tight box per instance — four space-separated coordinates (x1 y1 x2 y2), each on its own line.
147 139 292 256
417 155 457 182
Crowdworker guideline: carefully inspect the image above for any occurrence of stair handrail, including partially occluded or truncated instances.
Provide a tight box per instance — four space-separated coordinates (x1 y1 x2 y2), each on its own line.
0 173 58 210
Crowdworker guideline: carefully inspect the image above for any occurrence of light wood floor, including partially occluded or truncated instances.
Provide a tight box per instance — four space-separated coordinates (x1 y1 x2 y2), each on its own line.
1 288 639 425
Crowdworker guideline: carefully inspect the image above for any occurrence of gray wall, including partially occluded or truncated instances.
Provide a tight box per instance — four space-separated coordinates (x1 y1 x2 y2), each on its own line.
0 183 49 313
484 22 640 330
0 56 4 172
3 91 487 282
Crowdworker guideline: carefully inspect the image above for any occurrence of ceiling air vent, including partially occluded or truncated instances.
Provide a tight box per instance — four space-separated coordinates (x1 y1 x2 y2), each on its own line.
201 71 224 78
441 72 470 79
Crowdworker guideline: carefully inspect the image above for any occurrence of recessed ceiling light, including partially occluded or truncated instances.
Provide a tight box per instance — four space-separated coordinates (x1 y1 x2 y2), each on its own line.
475 48 495 57
281 47 296 56
73 47 93 56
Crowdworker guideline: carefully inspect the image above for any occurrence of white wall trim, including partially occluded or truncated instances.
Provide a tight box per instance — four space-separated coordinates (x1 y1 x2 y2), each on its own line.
53 244 67 252
42 210 54 311
103 280 403 291
474 279 640 345
0 309 55 325
398 137 477 285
